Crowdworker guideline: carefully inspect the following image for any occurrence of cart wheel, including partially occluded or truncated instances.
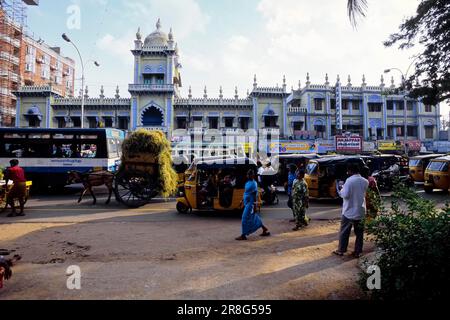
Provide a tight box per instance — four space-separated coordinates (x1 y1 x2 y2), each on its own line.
114 170 158 208
176 201 190 214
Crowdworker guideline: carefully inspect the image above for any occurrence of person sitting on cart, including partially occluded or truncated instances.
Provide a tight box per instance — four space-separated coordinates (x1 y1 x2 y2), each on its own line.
3 159 27 217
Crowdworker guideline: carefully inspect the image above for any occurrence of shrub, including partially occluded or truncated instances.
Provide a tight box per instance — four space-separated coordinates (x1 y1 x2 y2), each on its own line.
359 184 450 300
0 167 4 180
121 129 177 198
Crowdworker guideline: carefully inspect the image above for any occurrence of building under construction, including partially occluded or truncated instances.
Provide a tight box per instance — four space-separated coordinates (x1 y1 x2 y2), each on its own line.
0 0 74 127
0 0 27 127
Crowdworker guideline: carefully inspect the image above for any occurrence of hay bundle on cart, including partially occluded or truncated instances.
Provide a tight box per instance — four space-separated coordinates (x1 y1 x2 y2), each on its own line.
114 129 177 208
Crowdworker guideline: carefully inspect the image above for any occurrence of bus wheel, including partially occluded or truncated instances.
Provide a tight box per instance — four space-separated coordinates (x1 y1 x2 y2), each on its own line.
424 186 433 194
176 202 190 214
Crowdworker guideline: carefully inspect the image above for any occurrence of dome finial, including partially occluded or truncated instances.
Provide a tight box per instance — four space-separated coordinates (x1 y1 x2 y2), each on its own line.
380 74 385 87
219 86 223 99
156 18 161 30
253 74 257 89
325 73 329 85
84 86 89 98
168 27 174 41
347 75 352 86
203 85 207 99
235 86 239 99
336 74 341 83
100 85 104 98
188 86 192 99
115 85 120 99
362 74 367 86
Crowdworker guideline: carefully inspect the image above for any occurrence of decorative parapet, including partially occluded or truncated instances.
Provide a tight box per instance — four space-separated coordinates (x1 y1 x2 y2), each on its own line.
252 86 286 95
13 85 62 96
175 97 253 107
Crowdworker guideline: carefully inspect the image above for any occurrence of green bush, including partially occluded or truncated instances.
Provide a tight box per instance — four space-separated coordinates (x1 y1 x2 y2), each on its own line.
359 185 450 300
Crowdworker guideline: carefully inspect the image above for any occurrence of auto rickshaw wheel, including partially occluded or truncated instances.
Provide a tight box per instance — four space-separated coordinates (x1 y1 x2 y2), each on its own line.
176 201 190 214
424 186 433 194
114 169 157 208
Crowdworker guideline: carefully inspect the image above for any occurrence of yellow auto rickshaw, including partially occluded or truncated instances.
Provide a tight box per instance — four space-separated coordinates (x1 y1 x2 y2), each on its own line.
305 156 366 199
176 157 261 213
424 156 450 193
409 154 444 184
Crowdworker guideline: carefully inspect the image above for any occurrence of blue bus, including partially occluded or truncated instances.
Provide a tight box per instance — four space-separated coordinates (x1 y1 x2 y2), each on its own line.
0 128 125 189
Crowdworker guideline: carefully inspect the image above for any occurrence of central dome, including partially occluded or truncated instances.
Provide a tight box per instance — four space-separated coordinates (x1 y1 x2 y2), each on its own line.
144 19 168 47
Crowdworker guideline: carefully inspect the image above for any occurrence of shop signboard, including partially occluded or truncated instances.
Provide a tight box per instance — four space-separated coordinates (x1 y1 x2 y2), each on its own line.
377 140 400 151
363 141 376 153
335 136 362 153
269 141 316 154
315 139 335 154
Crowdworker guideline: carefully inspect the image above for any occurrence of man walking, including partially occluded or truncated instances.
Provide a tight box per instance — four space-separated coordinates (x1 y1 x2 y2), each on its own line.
3 159 27 217
333 163 368 258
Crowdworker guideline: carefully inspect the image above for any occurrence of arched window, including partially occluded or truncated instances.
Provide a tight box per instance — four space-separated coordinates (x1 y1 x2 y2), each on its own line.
142 106 163 127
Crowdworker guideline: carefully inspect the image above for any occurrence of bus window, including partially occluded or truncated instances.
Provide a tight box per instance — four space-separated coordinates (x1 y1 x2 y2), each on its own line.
4 133 26 139
4 143 25 158
28 133 51 139
80 135 98 140
81 144 97 158
53 134 74 140
107 138 120 158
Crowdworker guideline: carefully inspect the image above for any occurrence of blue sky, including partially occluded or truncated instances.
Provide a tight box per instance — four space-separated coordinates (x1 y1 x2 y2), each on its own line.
25 0 449 116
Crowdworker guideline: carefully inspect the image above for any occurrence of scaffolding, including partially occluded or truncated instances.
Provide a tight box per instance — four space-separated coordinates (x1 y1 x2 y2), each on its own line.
0 0 27 127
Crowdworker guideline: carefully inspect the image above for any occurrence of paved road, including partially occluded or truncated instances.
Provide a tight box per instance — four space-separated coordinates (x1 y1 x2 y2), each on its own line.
0 186 447 299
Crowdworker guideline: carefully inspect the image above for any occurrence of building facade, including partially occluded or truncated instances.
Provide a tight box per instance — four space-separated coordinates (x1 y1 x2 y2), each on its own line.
0 0 75 127
12 20 441 150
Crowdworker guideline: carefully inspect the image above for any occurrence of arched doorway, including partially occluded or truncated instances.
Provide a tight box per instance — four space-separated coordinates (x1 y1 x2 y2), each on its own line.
142 106 163 127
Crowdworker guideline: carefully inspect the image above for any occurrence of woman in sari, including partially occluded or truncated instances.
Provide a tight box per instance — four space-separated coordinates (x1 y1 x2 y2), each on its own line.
236 169 271 240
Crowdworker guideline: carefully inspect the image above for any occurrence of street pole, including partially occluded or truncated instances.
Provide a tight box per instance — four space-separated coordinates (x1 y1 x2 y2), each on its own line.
62 34 99 129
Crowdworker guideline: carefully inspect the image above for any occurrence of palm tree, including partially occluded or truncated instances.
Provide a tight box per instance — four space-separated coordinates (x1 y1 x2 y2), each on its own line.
347 0 368 27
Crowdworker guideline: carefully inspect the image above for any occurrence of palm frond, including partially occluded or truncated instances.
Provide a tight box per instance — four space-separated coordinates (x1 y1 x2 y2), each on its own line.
348 0 368 28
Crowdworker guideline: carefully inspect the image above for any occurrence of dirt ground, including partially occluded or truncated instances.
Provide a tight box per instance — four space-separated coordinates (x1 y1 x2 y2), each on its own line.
0 200 373 300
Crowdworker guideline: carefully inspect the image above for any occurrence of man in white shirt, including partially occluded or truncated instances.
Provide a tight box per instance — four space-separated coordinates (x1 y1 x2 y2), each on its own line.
333 163 369 258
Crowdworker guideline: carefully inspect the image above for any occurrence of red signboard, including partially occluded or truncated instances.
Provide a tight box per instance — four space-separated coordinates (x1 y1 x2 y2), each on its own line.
335 136 362 153
403 140 421 151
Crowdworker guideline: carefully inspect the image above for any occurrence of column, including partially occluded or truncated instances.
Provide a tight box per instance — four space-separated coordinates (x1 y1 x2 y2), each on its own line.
306 93 311 131
326 92 331 139
134 55 140 84
382 96 387 139
282 96 288 137
362 94 368 140
132 97 138 130
46 96 51 128
15 97 21 127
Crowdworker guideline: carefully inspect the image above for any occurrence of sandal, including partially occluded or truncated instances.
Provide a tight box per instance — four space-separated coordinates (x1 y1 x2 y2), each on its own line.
260 231 271 237
333 250 344 256
235 235 247 241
